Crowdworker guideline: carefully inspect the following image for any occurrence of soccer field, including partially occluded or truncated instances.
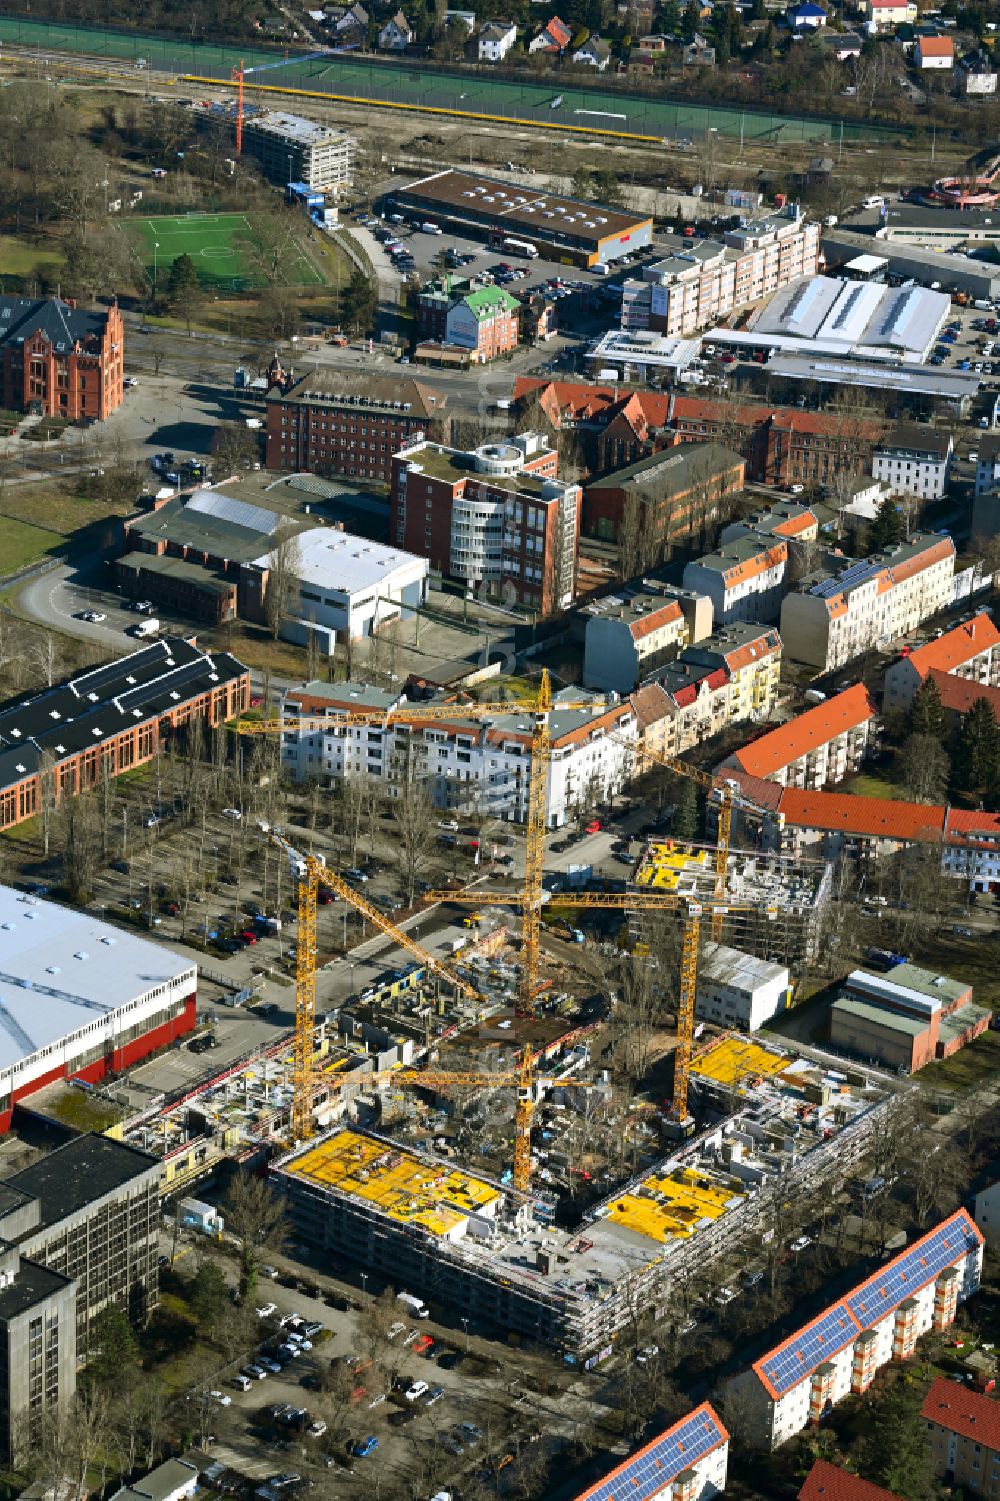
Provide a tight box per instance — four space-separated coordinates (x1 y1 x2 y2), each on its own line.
125 213 326 292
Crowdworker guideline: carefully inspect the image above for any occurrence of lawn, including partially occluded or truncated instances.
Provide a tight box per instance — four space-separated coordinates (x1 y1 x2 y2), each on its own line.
0 515 64 578
916 1022 1000 1092
844 770 905 800
0 479 137 536
0 232 64 279
123 212 327 292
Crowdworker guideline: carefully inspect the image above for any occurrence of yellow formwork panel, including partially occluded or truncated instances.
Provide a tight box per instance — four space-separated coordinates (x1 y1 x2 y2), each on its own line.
605 1164 742 1244
689 1036 788 1087
285 1128 500 1237
635 843 709 892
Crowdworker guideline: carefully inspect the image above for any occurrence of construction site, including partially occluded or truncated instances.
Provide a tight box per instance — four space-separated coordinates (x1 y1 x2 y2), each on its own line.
273 1032 899 1358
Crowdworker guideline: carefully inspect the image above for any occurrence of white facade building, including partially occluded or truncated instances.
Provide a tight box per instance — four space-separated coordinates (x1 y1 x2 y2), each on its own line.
974 433 1000 496
683 535 789 625
872 423 953 500
279 682 637 827
882 611 1000 712
253 528 428 647
478 19 517 57
779 532 957 672
696 943 791 1031
572 1404 729 1501
727 1209 983 1450
726 682 875 790
620 213 820 338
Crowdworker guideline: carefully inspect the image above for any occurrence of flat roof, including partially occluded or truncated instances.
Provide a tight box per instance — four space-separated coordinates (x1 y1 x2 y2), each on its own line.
849 962 967 1007
7 1134 160 1232
0 1259 73 1322
689 1035 790 1086
592 441 742 494
588 330 701 370
833 996 927 1037
254 528 427 595
699 941 788 990
0 886 195 1074
764 352 980 398
397 440 567 499
394 168 650 245
845 253 890 274
244 110 351 147
117 551 235 597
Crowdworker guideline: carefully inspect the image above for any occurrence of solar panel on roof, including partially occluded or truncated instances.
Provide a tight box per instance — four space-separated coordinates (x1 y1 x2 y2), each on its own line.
584 1407 725 1501
759 1303 858 1396
846 1215 978 1328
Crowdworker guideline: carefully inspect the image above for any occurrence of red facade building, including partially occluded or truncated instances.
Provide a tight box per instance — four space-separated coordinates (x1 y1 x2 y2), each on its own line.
0 296 124 420
265 370 447 483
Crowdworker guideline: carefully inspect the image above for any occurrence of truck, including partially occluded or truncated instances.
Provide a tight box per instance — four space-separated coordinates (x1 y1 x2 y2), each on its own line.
420 221 442 235
130 617 160 640
500 236 538 259
396 1292 429 1319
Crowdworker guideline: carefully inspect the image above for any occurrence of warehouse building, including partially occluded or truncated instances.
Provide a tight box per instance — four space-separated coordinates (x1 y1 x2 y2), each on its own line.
386 169 653 268
0 637 250 834
716 276 951 364
830 963 990 1073
822 227 1000 302
727 1209 984 1449
0 887 197 1129
572 1405 729 1501
241 111 355 191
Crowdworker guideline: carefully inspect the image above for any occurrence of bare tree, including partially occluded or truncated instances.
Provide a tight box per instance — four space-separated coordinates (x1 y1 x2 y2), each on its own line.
224 1170 288 1303
263 532 302 641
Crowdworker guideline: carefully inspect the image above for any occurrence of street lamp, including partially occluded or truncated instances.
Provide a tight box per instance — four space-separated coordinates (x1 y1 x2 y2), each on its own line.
360 1272 368 1298
461 1316 469 1351
152 241 160 301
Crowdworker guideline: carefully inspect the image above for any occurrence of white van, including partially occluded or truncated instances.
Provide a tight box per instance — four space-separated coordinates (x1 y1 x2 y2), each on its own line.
397 1291 429 1319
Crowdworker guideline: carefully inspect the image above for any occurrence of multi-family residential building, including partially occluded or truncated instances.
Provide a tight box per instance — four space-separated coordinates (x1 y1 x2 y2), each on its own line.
727 1210 983 1450
582 581 712 693
872 423 953 500
264 371 446 483
0 637 250 834
572 1404 729 1501
417 277 521 361
697 942 791 1031
241 112 355 192
0 1244 76 1464
478 19 517 57
779 533 957 672
866 0 917 29
725 684 876 789
0 296 124 422
883 611 1000 711
682 534 789 624
391 432 579 614
975 433 1000 497
641 623 782 757
922 1376 1000 1492
279 681 637 827
583 442 745 547
620 212 820 337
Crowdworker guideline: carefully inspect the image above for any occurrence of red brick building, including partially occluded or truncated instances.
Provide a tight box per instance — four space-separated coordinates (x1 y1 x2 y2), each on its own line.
0 296 124 421
391 431 580 614
0 637 250 833
513 378 887 486
583 441 746 546
265 371 447 484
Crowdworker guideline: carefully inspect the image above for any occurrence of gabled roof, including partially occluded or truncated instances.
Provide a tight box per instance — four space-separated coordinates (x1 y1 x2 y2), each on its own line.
799 1460 904 1501
630 681 673 730
731 684 874 780
777 787 947 842
572 1403 728 1501
0 295 112 355
917 33 953 53
921 1376 1000 1450
928 668 1000 718
901 612 1000 681
753 1210 982 1401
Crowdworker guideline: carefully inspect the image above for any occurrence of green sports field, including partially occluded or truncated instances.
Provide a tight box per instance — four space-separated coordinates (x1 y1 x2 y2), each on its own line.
124 212 326 292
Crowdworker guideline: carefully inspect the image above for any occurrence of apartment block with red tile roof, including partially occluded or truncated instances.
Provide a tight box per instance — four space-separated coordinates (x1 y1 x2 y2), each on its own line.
725 683 876 790
929 669 1000 723
883 610 1000 712
799 1460 905 1501
720 500 819 546
683 534 790 625
583 581 713 694
922 1376 1000 1489
780 533 956 673
727 1210 983 1450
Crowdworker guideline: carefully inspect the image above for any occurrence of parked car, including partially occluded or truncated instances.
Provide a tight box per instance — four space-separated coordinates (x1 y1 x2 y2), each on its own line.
241 1364 268 1381
405 1380 429 1402
352 1436 379 1458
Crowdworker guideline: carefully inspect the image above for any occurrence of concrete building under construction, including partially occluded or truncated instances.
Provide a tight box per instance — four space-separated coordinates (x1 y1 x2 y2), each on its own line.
273 1034 897 1358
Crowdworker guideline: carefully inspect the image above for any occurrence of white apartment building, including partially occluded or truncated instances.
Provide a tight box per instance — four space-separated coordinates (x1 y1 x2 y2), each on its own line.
882 610 1000 712
279 681 637 827
697 942 791 1031
872 423 953 500
683 534 789 625
974 433 1000 496
725 683 876 790
779 532 957 673
572 1404 729 1501
640 622 782 759
727 1209 983 1450
719 500 819 547
620 212 820 338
